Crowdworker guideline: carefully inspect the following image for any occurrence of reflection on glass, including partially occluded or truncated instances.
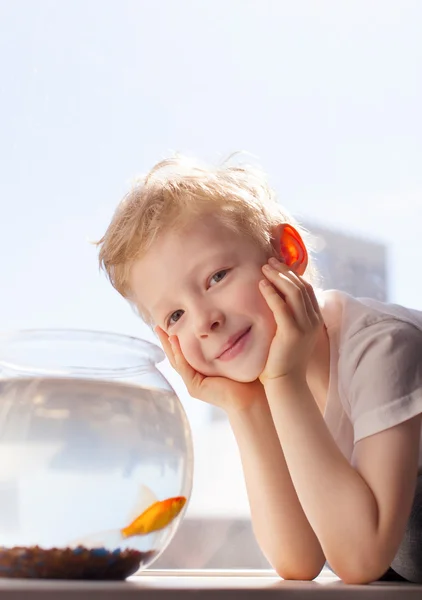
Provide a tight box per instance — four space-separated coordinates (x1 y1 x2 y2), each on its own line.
0 330 193 579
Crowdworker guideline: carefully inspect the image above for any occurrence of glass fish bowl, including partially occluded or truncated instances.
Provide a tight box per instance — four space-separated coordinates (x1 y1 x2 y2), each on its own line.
0 329 193 580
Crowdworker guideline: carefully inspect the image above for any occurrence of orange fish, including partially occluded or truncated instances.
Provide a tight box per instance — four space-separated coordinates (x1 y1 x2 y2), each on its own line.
121 496 187 539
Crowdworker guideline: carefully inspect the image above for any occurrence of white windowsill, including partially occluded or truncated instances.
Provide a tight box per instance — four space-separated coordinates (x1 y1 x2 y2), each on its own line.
0 567 420 598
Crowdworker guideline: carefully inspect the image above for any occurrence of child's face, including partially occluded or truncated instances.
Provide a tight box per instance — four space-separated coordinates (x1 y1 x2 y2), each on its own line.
130 215 277 382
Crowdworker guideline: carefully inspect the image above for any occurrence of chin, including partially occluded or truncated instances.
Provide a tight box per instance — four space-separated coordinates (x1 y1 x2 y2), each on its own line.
223 364 264 383
231 373 259 383
198 365 260 383
193 355 266 383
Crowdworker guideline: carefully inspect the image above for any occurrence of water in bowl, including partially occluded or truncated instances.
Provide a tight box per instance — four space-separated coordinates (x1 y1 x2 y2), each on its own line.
0 376 192 578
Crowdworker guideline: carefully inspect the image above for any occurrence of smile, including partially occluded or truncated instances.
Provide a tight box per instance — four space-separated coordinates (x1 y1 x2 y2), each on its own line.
217 327 252 361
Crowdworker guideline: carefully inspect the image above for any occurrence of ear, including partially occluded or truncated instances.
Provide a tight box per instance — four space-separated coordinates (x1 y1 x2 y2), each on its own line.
271 224 308 275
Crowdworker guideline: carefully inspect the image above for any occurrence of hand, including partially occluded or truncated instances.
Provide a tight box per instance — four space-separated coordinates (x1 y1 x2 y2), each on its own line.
258 257 323 384
155 326 266 415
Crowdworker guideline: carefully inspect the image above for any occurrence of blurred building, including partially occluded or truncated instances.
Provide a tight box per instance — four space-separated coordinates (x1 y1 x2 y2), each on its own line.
307 222 388 302
156 224 389 570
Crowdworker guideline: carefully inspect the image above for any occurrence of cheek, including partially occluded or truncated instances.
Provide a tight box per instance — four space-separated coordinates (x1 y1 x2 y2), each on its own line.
177 334 207 372
231 279 274 320
229 280 277 349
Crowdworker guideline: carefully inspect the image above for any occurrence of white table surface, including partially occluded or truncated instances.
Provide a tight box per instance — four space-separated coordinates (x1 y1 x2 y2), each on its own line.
0 568 421 599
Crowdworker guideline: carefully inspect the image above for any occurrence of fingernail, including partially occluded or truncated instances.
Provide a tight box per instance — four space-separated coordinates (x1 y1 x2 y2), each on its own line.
260 279 270 287
262 264 271 271
269 257 279 266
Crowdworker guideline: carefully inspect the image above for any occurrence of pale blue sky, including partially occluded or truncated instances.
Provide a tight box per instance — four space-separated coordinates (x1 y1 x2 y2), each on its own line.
1 0 422 428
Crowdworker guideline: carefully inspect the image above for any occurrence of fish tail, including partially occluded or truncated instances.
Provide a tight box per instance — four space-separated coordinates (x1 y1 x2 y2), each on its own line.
121 525 144 539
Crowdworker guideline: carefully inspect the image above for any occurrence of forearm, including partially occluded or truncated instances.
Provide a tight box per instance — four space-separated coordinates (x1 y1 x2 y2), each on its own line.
264 377 382 579
227 396 325 580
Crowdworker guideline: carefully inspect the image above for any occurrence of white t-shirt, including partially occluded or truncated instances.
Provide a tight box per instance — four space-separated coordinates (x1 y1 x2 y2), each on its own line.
320 289 422 470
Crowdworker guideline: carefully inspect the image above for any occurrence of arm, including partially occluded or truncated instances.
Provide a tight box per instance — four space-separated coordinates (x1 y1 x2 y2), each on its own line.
264 376 421 584
155 326 325 580
227 396 325 580
259 257 422 584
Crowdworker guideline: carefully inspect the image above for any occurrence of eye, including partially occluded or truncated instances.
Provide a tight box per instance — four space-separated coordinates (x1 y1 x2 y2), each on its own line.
209 269 228 287
167 309 184 327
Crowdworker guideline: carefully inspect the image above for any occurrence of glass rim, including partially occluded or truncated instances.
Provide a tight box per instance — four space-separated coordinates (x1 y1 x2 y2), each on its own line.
0 328 165 378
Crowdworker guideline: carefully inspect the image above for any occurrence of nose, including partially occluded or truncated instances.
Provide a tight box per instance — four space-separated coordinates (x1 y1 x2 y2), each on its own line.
192 305 225 338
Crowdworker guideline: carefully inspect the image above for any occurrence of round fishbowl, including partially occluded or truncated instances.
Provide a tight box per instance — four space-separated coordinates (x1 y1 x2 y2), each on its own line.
0 329 193 580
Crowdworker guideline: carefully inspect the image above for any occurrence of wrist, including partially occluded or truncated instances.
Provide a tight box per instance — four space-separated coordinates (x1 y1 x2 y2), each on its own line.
262 373 309 397
225 391 270 423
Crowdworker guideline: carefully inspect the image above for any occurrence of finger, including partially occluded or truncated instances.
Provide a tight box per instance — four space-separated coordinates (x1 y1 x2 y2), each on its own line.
262 265 311 331
167 335 200 388
301 278 323 322
267 259 320 326
285 269 323 327
284 270 321 326
155 326 177 369
259 279 297 332
155 328 204 400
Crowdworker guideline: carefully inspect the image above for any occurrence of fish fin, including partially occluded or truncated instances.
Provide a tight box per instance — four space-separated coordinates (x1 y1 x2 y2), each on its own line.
126 484 158 523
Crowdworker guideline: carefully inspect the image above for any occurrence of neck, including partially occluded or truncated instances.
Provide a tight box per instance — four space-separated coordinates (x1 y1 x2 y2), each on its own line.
306 325 330 415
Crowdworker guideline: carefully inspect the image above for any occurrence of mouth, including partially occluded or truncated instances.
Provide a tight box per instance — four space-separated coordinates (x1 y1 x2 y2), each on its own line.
217 327 252 361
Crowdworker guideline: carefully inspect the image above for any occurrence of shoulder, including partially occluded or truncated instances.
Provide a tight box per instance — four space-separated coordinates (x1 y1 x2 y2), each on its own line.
320 289 422 367
322 291 422 442
342 316 422 368
338 313 422 396
338 316 422 441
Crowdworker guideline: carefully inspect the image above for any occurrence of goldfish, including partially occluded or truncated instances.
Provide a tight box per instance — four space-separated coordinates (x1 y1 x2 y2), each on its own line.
121 496 187 539
69 487 187 550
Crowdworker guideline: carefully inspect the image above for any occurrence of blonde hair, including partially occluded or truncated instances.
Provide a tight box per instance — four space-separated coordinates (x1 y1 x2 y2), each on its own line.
96 154 317 319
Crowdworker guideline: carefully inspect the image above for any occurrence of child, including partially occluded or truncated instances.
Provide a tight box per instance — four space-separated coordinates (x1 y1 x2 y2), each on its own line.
96 155 422 584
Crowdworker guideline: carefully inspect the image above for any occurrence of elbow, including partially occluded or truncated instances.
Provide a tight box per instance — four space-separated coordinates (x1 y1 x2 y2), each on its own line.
336 568 386 586
274 565 322 581
273 558 324 582
324 534 396 585
328 555 390 585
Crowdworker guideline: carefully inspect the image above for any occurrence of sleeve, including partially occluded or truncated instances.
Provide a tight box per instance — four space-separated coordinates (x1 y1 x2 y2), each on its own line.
338 319 422 443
